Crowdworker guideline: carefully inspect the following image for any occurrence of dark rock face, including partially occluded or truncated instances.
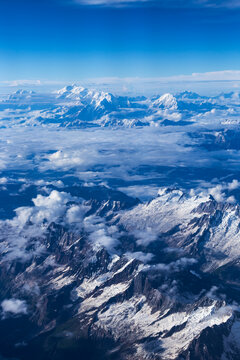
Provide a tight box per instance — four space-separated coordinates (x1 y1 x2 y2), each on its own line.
0 186 240 360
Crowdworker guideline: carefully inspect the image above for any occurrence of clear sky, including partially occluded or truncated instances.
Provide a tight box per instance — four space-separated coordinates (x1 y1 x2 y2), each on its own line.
1 0 240 82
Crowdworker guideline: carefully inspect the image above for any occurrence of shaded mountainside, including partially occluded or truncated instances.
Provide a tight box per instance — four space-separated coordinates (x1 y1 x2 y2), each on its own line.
1 185 240 359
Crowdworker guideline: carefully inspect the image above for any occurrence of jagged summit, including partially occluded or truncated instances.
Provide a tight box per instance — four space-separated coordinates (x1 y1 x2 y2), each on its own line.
7 89 36 101
0 183 240 359
152 93 178 110
55 84 115 106
1 87 240 128
176 90 204 100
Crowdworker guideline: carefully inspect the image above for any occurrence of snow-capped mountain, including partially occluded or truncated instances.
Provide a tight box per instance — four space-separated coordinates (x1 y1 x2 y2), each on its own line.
55 85 122 109
119 186 240 271
7 89 36 101
1 86 240 128
1 86 240 359
55 84 87 100
0 181 240 360
152 93 178 110
176 91 208 101
216 92 240 101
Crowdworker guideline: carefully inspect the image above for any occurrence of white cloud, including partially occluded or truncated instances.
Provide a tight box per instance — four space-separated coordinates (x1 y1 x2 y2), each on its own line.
125 251 154 263
66 204 89 225
133 228 158 246
118 185 159 200
0 190 88 261
84 216 120 253
3 190 74 233
43 149 98 171
89 228 119 252
1 299 28 316
73 0 148 5
146 257 197 272
134 70 240 83
62 71 240 96
35 179 64 188
2 70 240 95
72 0 240 8
228 179 240 190
0 177 8 184
205 180 240 203
0 80 64 87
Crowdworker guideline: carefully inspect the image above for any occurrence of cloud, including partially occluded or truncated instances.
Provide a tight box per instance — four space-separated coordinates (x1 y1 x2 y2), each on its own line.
0 177 8 184
35 179 64 188
73 0 147 5
146 257 197 272
71 0 240 8
0 80 65 87
1 299 28 316
118 185 159 200
133 228 158 246
125 251 154 263
206 285 219 300
68 71 240 91
52 70 240 95
2 70 240 97
85 216 120 253
199 179 240 203
43 149 99 172
228 179 240 190
0 190 88 261
66 204 88 225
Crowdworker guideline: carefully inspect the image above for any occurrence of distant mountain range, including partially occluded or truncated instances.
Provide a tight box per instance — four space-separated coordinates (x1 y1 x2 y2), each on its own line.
1 85 238 128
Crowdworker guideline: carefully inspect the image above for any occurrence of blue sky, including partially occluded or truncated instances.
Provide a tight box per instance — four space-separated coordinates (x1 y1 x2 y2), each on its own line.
1 0 240 82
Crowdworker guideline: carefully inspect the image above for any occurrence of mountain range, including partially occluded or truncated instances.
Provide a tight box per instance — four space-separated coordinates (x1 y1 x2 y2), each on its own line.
0 86 240 359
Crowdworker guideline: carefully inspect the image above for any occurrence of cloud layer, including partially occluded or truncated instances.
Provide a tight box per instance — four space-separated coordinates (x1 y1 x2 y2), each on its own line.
71 0 240 8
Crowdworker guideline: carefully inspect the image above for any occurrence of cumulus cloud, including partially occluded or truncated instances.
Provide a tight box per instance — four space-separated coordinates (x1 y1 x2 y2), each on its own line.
66 204 88 225
0 177 8 184
89 228 119 252
204 179 240 203
35 179 64 188
133 228 158 246
31 190 73 223
0 190 88 261
86 216 120 253
1 299 28 316
189 179 240 204
42 148 100 172
228 179 240 190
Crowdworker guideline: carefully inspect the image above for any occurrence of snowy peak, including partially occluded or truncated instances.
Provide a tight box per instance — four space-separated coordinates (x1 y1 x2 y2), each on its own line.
90 90 116 109
216 91 240 101
153 93 178 110
55 84 87 101
119 185 240 271
7 89 36 101
176 91 205 100
55 85 116 107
